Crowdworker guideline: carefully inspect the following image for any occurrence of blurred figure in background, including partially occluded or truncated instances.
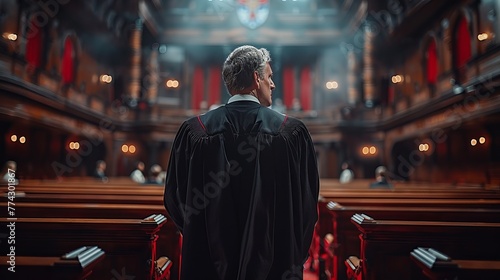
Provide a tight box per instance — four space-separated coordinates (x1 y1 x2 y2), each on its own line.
130 161 146 183
370 165 393 188
272 98 286 113
93 160 108 182
1 160 17 184
339 162 354 184
147 164 165 185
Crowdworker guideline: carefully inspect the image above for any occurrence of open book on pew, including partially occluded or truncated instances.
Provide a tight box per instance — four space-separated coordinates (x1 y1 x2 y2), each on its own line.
142 213 167 223
410 247 458 269
61 246 105 268
0 246 105 280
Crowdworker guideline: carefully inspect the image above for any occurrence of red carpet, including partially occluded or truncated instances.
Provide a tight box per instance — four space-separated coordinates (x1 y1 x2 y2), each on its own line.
304 270 319 280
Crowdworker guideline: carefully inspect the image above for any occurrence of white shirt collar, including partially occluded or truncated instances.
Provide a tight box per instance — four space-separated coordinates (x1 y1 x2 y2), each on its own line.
228 94 260 104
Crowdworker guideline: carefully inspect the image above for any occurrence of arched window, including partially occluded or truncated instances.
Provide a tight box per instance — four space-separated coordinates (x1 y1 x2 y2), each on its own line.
426 39 438 85
454 16 472 83
61 36 76 84
25 15 44 72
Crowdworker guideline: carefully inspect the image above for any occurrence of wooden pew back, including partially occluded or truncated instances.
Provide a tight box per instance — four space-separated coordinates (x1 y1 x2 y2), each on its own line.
0 215 167 280
319 201 500 280
351 215 500 280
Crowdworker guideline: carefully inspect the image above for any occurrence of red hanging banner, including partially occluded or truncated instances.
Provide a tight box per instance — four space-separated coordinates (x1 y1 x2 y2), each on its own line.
282 66 295 109
208 67 221 108
192 67 204 110
300 67 312 111
61 37 75 84
25 16 43 70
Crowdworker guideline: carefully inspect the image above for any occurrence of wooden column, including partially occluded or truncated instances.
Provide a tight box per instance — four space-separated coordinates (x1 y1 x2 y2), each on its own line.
347 49 359 105
129 19 143 101
363 26 375 107
146 46 159 103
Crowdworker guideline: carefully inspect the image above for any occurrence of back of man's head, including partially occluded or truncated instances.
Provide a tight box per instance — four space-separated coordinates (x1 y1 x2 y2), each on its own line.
375 166 387 177
222 45 271 95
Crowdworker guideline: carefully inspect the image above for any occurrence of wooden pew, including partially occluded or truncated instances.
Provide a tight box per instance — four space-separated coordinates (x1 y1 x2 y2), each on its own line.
9 180 500 280
320 178 500 191
12 179 500 280
0 246 105 280
0 214 170 280
0 201 180 280
1 181 179 279
7 182 164 195
13 192 500 208
321 178 499 188
350 214 500 280
155 256 173 280
12 178 499 197
20 177 153 186
319 201 500 280
410 247 500 280
11 179 500 196
344 256 362 280
9 181 500 212
322 197 500 209
12 192 164 204
320 189 500 199
0 201 166 218
2 181 165 205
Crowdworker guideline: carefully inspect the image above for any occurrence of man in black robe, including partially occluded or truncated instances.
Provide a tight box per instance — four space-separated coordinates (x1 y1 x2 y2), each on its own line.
164 45 319 280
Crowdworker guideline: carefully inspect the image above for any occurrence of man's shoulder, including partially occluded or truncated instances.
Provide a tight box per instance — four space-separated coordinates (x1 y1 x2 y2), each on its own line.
199 105 227 121
183 106 228 126
282 114 305 127
255 107 289 133
174 115 212 139
186 105 309 136
276 112 309 134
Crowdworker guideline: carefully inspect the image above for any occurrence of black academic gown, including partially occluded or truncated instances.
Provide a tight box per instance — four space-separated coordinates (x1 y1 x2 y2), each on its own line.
164 101 319 280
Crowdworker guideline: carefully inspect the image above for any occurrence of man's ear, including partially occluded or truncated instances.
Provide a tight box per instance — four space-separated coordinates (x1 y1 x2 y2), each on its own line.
253 71 260 88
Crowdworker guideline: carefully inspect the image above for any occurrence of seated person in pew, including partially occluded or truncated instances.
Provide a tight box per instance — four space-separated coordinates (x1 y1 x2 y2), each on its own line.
369 166 393 189
147 164 166 185
93 160 108 182
339 162 354 184
164 45 320 280
130 161 146 183
1 160 18 184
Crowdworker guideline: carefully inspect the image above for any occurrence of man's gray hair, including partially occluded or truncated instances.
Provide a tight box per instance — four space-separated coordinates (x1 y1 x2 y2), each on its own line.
222 45 271 94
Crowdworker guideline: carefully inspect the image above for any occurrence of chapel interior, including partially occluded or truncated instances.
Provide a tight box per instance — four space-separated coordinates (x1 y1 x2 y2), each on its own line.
1 0 500 279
